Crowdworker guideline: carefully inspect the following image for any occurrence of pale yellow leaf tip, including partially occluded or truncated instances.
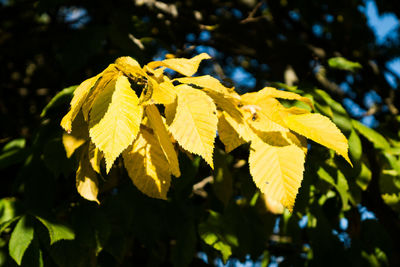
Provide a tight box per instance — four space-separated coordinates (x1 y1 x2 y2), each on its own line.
264 195 285 214
115 56 141 68
60 111 73 133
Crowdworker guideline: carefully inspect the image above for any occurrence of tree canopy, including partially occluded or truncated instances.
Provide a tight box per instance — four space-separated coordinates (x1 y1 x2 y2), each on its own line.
1 0 400 266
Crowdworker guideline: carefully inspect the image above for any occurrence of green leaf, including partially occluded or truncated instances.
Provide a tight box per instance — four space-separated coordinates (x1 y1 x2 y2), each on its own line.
0 216 20 234
0 138 28 169
382 152 400 175
356 163 372 191
198 211 238 264
317 167 350 210
328 57 362 72
9 215 35 265
348 129 362 162
0 198 21 224
35 216 75 245
41 85 77 117
352 120 390 149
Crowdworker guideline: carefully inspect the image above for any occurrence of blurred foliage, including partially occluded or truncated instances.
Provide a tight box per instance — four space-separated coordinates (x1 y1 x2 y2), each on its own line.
1 0 400 266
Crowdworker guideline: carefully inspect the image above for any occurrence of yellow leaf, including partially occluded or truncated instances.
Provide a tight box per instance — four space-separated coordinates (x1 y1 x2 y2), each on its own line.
249 136 305 211
115 56 149 85
62 112 88 158
250 87 313 109
88 142 103 174
164 98 177 126
284 113 351 165
89 75 143 173
145 104 180 177
222 111 255 142
284 131 308 154
123 128 171 199
264 195 285 214
176 75 234 94
177 75 242 121
217 112 245 152
61 75 100 132
241 95 288 130
243 105 288 133
115 56 141 68
168 85 217 168
137 75 154 105
148 76 176 105
76 146 100 204
147 53 211 76
143 66 166 84
82 64 118 121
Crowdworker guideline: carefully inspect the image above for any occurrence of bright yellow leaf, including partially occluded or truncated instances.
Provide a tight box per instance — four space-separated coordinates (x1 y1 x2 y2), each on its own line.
264 195 285 214
217 112 245 153
249 136 305 211
76 146 100 204
143 66 166 84
241 93 288 129
284 131 308 154
177 75 243 121
62 112 88 158
82 64 118 121
123 128 171 199
148 76 176 105
89 75 143 173
222 111 255 142
284 113 351 165
115 56 141 68
145 104 180 177
243 106 288 133
146 53 211 76
61 75 100 132
167 85 217 168
246 87 313 109
88 141 103 174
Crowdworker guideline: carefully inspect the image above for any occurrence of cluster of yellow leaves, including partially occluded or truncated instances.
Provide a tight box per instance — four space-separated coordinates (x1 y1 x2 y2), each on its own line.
61 53 351 211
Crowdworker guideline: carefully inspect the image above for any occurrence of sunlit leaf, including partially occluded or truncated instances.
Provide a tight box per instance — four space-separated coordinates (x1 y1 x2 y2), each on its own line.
62 112 88 158
149 76 176 105
35 216 75 245
222 111 255 142
147 53 211 76
81 64 118 121
217 112 246 152
167 85 218 168
88 142 102 174
176 75 243 121
285 113 351 165
61 76 100 132
255 87 313 109
317 166 350 210
352 120 390 149
241 94 288 131
263 195 285 214
249 136 305 211
76 145 99 203
9 215 34 265
123 128 171 199
145 104 180 177
328 57 362 72
115 56 141 69
89 75 143 173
